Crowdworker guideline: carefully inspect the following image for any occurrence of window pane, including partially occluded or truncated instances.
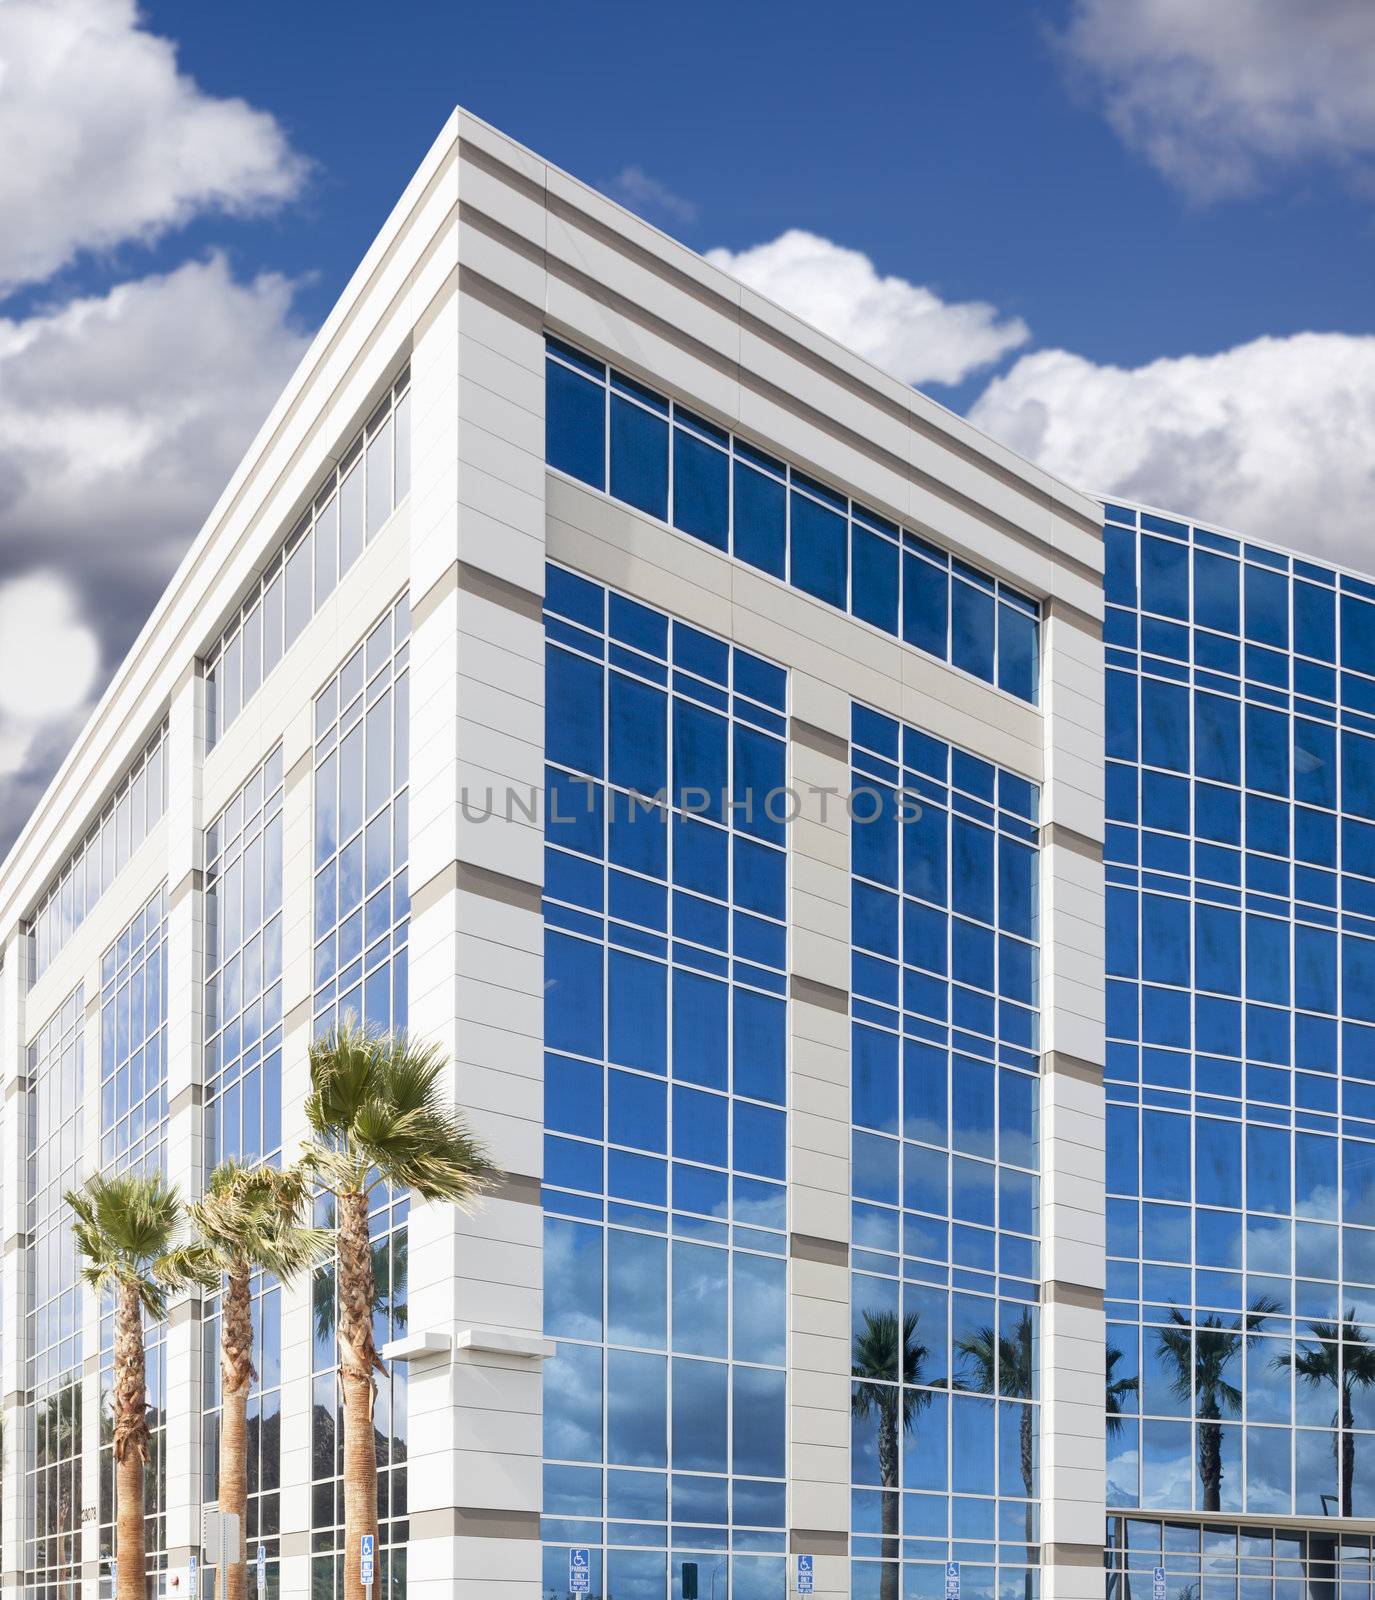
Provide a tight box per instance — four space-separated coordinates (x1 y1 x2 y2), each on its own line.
952 579 995 683
610 396 668 520
790 492 846 608
733 462 785 578
672 429 728 550
853 526 898 635
547 358 606 489
366 416 393 540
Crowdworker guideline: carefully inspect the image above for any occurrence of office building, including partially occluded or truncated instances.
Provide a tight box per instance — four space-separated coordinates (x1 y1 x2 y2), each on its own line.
0 107 1362 1600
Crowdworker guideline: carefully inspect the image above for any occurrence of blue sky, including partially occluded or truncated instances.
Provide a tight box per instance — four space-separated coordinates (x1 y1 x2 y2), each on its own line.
2 0 1374 848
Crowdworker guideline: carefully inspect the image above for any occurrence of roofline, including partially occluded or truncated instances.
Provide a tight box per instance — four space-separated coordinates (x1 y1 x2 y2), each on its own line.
1096 490 1375 590
3 102 1104 920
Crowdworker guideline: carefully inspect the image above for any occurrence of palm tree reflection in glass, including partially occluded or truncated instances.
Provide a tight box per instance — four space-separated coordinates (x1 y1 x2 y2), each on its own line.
955 1311 1035 1600
852 1311 930 1600
1281 1314 1375 1518
1153 1299 1277 1512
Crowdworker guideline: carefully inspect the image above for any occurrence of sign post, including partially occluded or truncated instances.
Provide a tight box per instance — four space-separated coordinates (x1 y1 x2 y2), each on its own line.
569 1547 591 1595
946 1561 962 1600
796 1552 815 1594
360 1534 375 1596
1153 1568 1167 1600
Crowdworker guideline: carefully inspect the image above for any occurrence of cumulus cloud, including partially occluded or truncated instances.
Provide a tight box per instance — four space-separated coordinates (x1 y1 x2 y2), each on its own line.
607 165 699 226
968 331 1375 563
0 255 310 853
0 0 306 292
1057 0 1375 199
705 229 1029 388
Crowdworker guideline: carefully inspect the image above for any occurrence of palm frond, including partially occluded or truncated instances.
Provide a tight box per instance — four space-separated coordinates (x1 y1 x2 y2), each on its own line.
304 1021 494 1204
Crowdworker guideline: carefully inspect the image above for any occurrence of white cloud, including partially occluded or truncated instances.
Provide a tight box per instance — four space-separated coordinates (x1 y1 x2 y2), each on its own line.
0 0 306 291
608 165 699 226
0 573 99 722
0 254 311 849
968 331 1375 565
1057 0 1375 199
706 229 1029 388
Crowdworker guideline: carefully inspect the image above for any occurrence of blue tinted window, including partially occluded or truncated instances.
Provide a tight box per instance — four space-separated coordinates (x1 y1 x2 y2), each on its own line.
1141 680 1189 772
547 649 604 778
547 358 605 488
610 395 668 520
852 525 898 634
998 603 1038 703
790 492 847 608
1245 565 1289 648
951 579 995 683
1194 550 1239 634
1343 596 1375 675
1295 581 1336 661
672 428 728 550
733 463 785 578
1141 536 1188 620
903 552 948 659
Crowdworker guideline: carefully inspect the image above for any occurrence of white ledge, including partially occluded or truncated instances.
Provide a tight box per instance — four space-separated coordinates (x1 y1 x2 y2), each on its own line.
454 1327 556 1360
381 1331 452 1363
380 1327 557 1363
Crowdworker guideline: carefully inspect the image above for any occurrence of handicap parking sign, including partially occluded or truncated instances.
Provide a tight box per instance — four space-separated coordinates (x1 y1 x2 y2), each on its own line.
797 1553 815 1594
946 1561 962 1600
569 1547 591 1596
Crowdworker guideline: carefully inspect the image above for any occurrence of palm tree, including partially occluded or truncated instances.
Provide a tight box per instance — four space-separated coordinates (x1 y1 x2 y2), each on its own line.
167 1161 331 1600
1281 1313 1375 1517
1107 1337 1139 1452
1155 1299 1277 1511
852 1310 929 1600
303 1022 491 1600
1105 1342 1138 1438
956 1311 1035 1600
66 1173 211 1600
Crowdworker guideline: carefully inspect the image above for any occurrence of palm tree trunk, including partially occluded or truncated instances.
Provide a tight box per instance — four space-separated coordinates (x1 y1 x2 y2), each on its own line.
220 1266 256 1600
113 1282 148 1600
1021 1405 1035 1600
878 1397 899 1600
1198 1405 1222 1513
338 1189 381 1600
1343 1389 1356 1519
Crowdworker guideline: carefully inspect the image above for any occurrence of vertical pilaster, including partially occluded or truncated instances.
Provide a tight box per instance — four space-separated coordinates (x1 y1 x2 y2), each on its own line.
0 932 29 1599
80 986 103 1590
402 160 550 1600
785 680 854 1600
1038 598 1107 1600
277 707 318 1600
165 664 207 1578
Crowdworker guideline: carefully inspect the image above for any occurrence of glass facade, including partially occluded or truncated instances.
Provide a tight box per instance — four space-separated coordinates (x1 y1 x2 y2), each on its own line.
206 368 411 753
310 596 411 1600
99 887 168 1175
203 754 287 1598
1105 1516 1375 1600
204 750 285 1171
32 719 169 980
545 338 1040 705
98 892 170 1588
25 987 84 1600
1104 501 1375 1525
849 705 1041 1600
541 565 791 1600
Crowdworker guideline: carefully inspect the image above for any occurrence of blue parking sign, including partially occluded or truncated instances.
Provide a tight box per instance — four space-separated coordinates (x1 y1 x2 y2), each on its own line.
1153 1568 1166 1600
797 1552 815 1594
569 1547 591 1596
946 1561 962 1600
